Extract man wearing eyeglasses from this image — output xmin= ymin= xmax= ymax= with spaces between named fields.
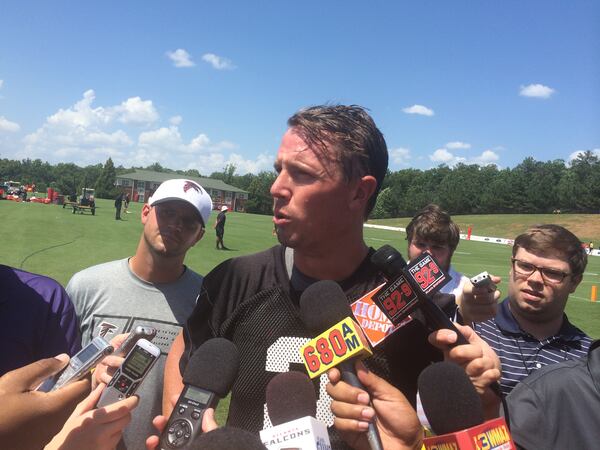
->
xmin=66 ymin=178 xmax=211 ymax=450
xmin=473 ymin=224 xmax=592 ymax=395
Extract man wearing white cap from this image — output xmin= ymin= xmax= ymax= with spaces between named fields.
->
xmin=66 ymin=178 xmax=211 ymax=450
xmin=214 ymin=204 xmax=228 ymax=250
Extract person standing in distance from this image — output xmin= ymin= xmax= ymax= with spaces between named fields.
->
xmin=114 ymin=191 xmax=124 ymax=220
xmin=67 ymin=178 xmax=211 ymax=450
xmin=214 ymin=205 xmax=228 ymax=250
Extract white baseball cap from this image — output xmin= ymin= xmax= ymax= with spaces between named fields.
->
xmin=148 ymin=179 xmax=213 ymax=227
xmin=221 ymin=205 xmax=228 ymax=212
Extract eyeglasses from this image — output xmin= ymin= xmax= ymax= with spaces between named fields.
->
xmin=511 ymin=258 xmax=570 ymax=284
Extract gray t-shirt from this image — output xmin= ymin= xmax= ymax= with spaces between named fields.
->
xmin=67 ymin=258 xmax=202 ymax=450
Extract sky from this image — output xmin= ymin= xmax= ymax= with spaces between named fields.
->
xmin=0 ymin=1 xmax=599 ymax=175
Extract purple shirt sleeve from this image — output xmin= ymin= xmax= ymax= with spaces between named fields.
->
xmin=0 ymin=265 xmax=82 ymax=376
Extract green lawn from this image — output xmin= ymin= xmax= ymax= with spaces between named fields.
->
xmin=2 ymin=199 xmax=600 ymax=422
xmin=3 ymin=199 xmax=599 ymax=338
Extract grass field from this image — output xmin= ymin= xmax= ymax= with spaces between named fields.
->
xmin=2 ymin=198 xmax=600 ymax=340
xmin=3 ymin=198 xmax=600 ymax=423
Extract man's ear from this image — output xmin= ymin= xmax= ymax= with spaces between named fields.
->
xmin=569 ymin=274 xmax=583 ymax=293
xmin=192 ymin=228 xmax=206 ymax=246
xmin=349 ymin=175 xmax=377 ymax=211
xmin=141 ymin=204 xmax=152 ymax=225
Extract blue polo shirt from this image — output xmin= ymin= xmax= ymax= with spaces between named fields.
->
xmin=473 ymin=298 xmax=592 ymax=395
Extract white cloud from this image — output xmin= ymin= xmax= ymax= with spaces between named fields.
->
xmin=389 ymin=147 xmax=411 ymax=165
xmin=22 ymin=90 xmax=139 ymax=164
xmin=569 ymin=148 xmax=600 ymax=162
xmin=429 ymin=146 xmax=499 ymax=167
xmin=0 ymin=116 xmax=20 ymax=132
xmin=15 ymin=89 xmax=272 ymax=175
xmin=446 ymin=141 xmax=471 ymax=150
xmin=430 ymin=148 xmax=464 ymax=165
xmin=47 ymin=89 xmax=112 ymax=128
xmin=112 ymin=97 xmax=158 ymax=125
xmin=83 ymin=130 xmax=133 ymax=147
xmin=137 ymin=126 xmax=236 ymax=156
xmin=0 ymin=80 xmax=4 ymax=89
xmin=166 ymin=49 xmax=195 ymax=68
xmin=519 ymin=83 xmax=555 ymax=99
xmin=471 ymin=150 xmax=499 ymax=165
xmin=227 ymin=152 xmax=273 ymax=174
xmin=202 ymin=53 xmax=236 ymax=70
xmin=169 ymin=115 xmax=183 ymax=126
xmin=402 ymin=104 xmax=434 ymax=116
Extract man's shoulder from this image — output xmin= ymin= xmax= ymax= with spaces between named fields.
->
xmin=67 ymin=259 xmax=126 ymax=288
xmin=201 ymin=245 xmax=286 ymax=300
xmin=71 ymin=259 xmax=124 ymax=280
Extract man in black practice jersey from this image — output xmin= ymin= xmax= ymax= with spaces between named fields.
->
xmin=163 ymin=105 xmax=488 ymax=449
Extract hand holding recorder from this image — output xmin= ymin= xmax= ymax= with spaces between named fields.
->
xmin=96 ymin=338 xmax=160 ymax=408
xmin=457 ymin=272 xmax=502 ymax=324
xmin=94 ymin=326 xmax=157 ymax=387
xmin=0 ymin=354 xmax=90 ymax=450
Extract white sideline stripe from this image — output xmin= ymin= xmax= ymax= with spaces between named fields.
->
xmin=366 ymin=237 xmax=391 ymax=242
xmin=454 ymin=251 xmax=471 ymax=255
xmin=570 ymin=294 xmax=600 ymax=303
xmin=364 ymin=224 xmax=600 ymax=257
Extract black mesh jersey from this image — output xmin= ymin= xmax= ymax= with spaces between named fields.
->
xmin=182 ymin=245 xmax=446 ymax=449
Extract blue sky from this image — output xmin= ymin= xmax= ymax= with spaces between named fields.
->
xmin=0 ymin=1 xmax=598 ymax=175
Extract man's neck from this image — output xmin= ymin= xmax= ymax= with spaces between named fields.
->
xmin=129 ymin=239 xmax=186 ymax=284
xmin=293 ymin=239 xmax=370 ymax=282
xmin=509 ymin=304 xmax=563 ymax=341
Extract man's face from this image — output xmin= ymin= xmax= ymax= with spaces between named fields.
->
xmin=408 ymin=238 xmax=453 ymax=271
xmin=141 ymin=200 xmax=204 ymax=258
xmin=508 ymin=247 xmax=581 ymax=323
xmin=270 ymin=128 xmax=358 ymax=252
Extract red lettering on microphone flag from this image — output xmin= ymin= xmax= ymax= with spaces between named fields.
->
xmin=351 ymin=283 xmax=413 ymax=347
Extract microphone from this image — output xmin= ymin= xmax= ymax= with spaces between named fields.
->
xmin=370 ymin=245 xmax=469 ymax=346
xmin=299 ymin=280 xmax=383 ymax=450
xmin=158 ymin=338 xmax=240 ymax=450
xmin=260 ymin=371 xmax=331 ymax=449
xmin=371 ymin=245 xmax=504 ymax=399
xmin=418 ymin=362 xmax=515 ymax=450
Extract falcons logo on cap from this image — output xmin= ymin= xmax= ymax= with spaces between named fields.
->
xmin=183 ymin=181 xmax=202 ymax=194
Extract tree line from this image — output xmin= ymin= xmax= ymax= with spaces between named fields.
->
xmin=2 ymin=152 xmax=599 ymax=216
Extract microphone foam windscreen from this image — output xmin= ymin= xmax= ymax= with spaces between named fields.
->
xmin=371 ymin=245 xmax=407 ymax=278
xmin=299 ymin=280 xmax=352 ymax=333
xmin=266 ymin=371 xmax=317 ymax=425
xmin=183 ymin=337 xmax=240 ymax=397
xmin=195 ymin=427 xmax=267 ymax=450
xmin=418 ymin=361 xmax=484 ymax=435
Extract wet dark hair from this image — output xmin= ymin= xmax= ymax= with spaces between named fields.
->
xmin=287 ymin=104 xmax=388 ymax=218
